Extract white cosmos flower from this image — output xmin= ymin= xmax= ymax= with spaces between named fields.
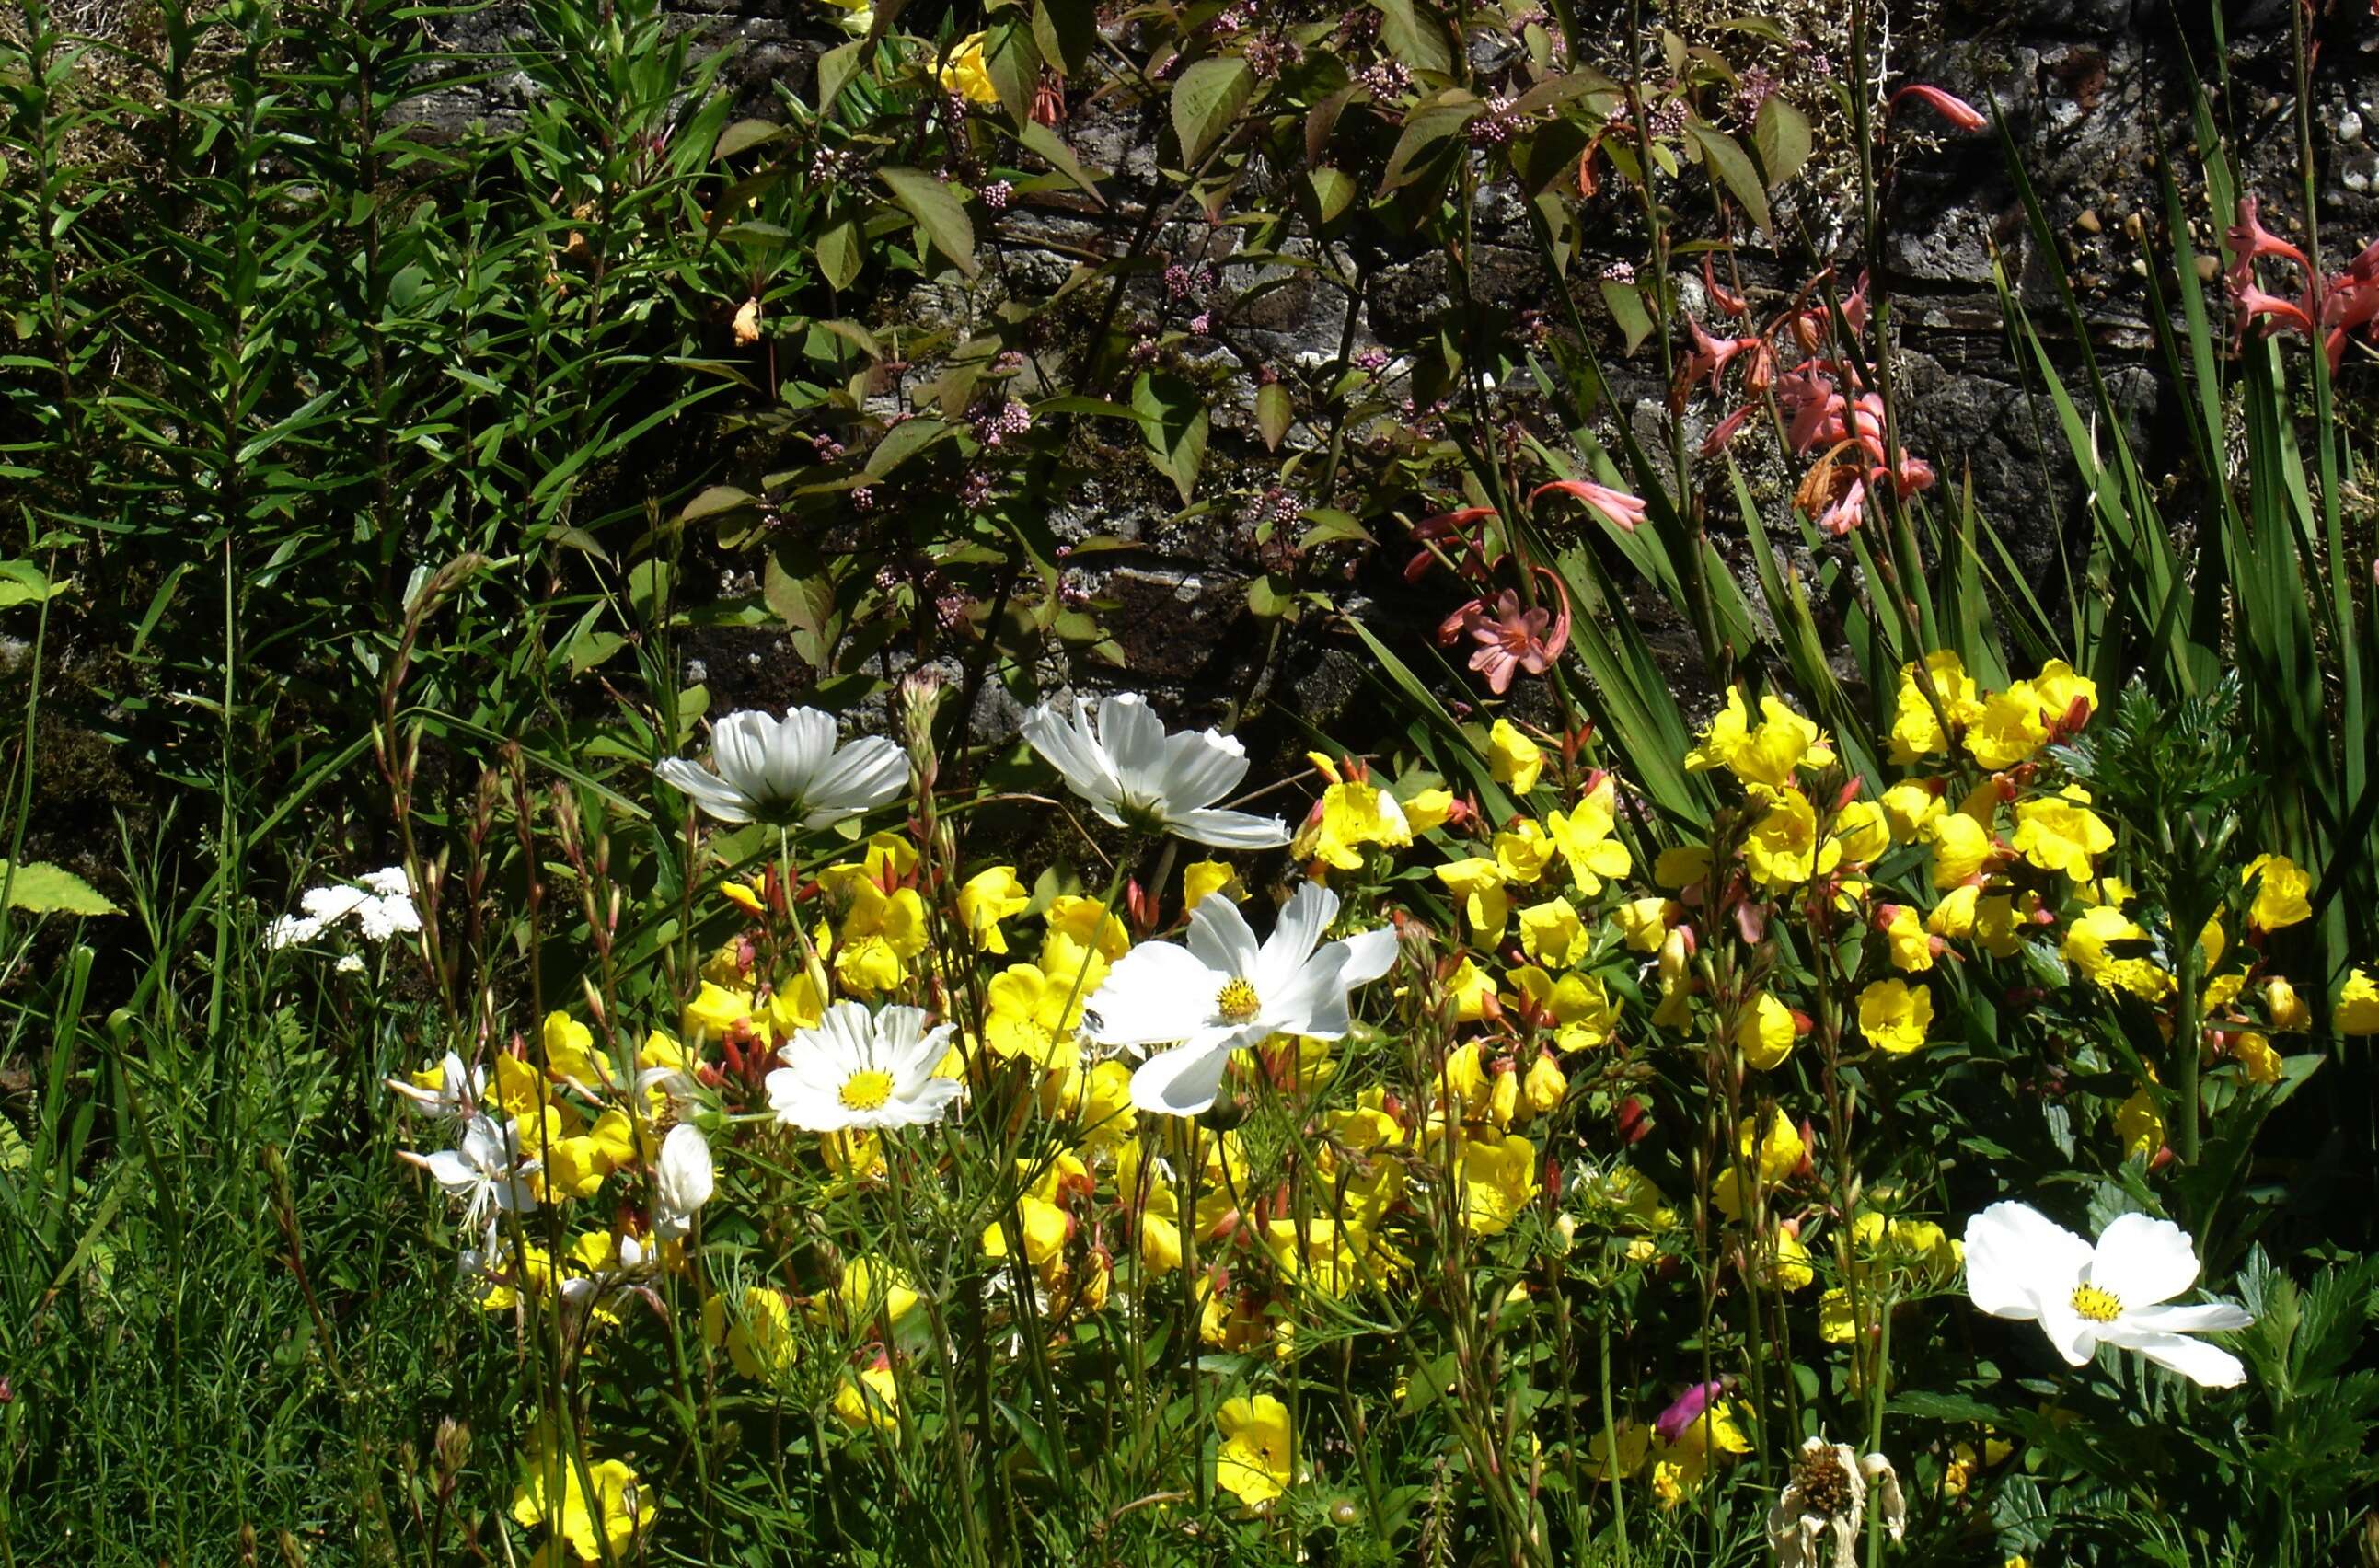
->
xmin=1085 ymin=881 xmax=1398 ymax=1116
xmin=399 ymin=1114 xmax=537 ymax=1229
xmin=386 ymin=1052 xmax=487 ymax=1124
xmin=1021 ymin=692 xmax=1289 ymax=848
xmin=766 ymin=1001 xmax=963 ymax=1133
xmin=654 ymin=706 xmax=907 ymax=828
xmin=653 ymin=1123 xmax=715 ymax=1240
xmin=1963 ymin=1201 xmax=2253 ymax=1388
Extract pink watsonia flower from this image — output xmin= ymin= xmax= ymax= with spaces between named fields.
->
xmin=1700 ymin=402 xmax=1758 ymax=456
xmin=1654 ymin=1379 xmax=1731 ymax=1445
xmin=1404 ymin=505 xmax=1499 ymax=582
xmin=1888 ymin=83 xmax=1986 ymax=132
xmin=1530 ymin=477 xmax=1647 ymax=533
xmin=1817 ymin=469 xmax=1868 ymax=536
xmin=1777 ymin=366 xmax=1844 ymax=455
xmin=1672 ymin=317 xmax=1750 ymax=408
xmin=2222 ymin=195 xmax=2310 ymax=288
xmin=1447 ymin=580 xmax=1573 ymax=694
xmin=1701 ymin=253 xmax=1750 ymax=317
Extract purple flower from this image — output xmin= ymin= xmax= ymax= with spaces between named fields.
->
xmin=1654 ymin=1379 xmax=1728 ymax=1446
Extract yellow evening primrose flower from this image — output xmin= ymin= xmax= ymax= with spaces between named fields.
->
xmin=1045 ymin=894 xmax=1130 ymax=960
xmin=2063 ymin=905 xmax=2174 ymax=999
xmin=1926 ymin=882 xmax=1981 ymax=939
xmin=541 ymin=1011 xmax=610 ymax=1086
xmin=937 ymin=31 xmax=999 ymax=104
xmin=1443 ymin=957 xmax=1498 ymax=1021
xmin=1744 ymin=787 xmax=1839 ymax=889
xmin=1857 ymin=978 xmax=1933 ymax=1054
xmin=1517 ymin=895 xmax=1589 ymax=967
xmin=1652 ymin=1401 xmax=1751 ymax=1502
xmin=1888 ymin=651 xmax=1986 ymax=763
xmin=1762 ymin=1224 xmax=1816 ymax=1291
xmin=512 ymin=1455 xmax=654 ymax=1562
xmin=2034 ymin=658 xmax=2098 ymax=724
xmin=1738 ymin=1108 xmax=1806 ymax=1182
xmin=834 ymin=882 xmax=930 ymax=994
xmin=1506 ymin=965 xmax=1622 ymax=1051
xmin=2116 ymin=1082 xmax=2165 ymax=1159
xmin=1967 ymin=680 xmax=2050 ymax=771
xmin=1654 ymin=844 xmax=1713 ymax=890
xmin=1587 ymin=1420 xmax=1651 ymax=1479
xmin=1433 ymin=856 xmax=1511 ymax=945
xmin=1879 ymin=779 xmax=1946 ymax=843
xmin=1926 ymin=812 xmax=1996 ymax=888
xmin=1494 ymin=818 xmax=1556 ymax=883
xmin=1684 ymin=688 xmax=1752 ymax=776
xmin=1042 ymin=1056 xmax=1138 ymax=1146
xmin=1215 ymin=1394 xmax=1295 ymax=1510
xmin=1265 ymin=1216 xmax=1368 ymax=1297
xmin=1182 ymin=859 xmax=1243 ymax=911
xmin=834 ymin=1363 xmax=902 ymax=1431
xmin=1612 ymin=895 xmax=1669 ymax=953
xmin=767 ymin=973 xmax=826 ymax=1041
xmin=681 ymin=982 xmax=756 ymax=1045
xmin=1449 ymin=1130 xmax=1542 ymax=1234
xmin=1736 ymin=992 xmax=1797 ymax=1069
xmin=2010 ymin=788 xmax=2115 ymax=879
xmin=2242 ymin=853 xmax=2313 ymax=931
xmin=1521 ymin=1050 xmax=1567 ymax=1117
xmin=981 ymin=1192 xmax=1071 ymax=1265
xmin=982 ymin=949 xmax=1101 ymax=1072
xmin=957 ymin=865 xmax=1030 ymax=953
xmin=1402 ymin=787 xmax=1456 ymax=835
xmin=2334 ymin=968 xmax=2379 ymax=1034
xmin=1488 ymin=718 xmax=1544 ymax=794
xmin=2232 ymin=1031 xmax=2282 ymax=1086
xmin=703 ymin=1286 xmax=799 ymax=1381
xmin=1547 ymin=775 xmax=1633 ymax=894
xmin=1830 ymin=799 xmax=1891 ymax=865
xmin=1974 ymin=892 xmax=2037 ymax=960
xmin=2266 ymin=974 xmax=2311 ymax=1031
xmin=1879 ymin=903 xmax=1935 ymax=972
xmin=1293 ymin=778 xmax=1414 ymax=870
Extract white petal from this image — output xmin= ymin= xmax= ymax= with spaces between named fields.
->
xmin=1260 ymin=950 xmax=1349 ymax=1039
xmin=1021 ymin=699 xmax=1118 ymax=806
xmin=2085 ymin=1213 xmax=2202 ymax=1309
xmin=709 ymin=709 xmax=781 ymax=797
xmin=766 ymin=1068 xmax=848 ymax=1131
xmin=1094 ymin=694 xmax=1169 ymax=795
xmin=655 ymin=1124 xmax=714 ymax=1216
xmin=1085 ymin=942 xmax=1219 ymax=1047
xmin=1257 ymin=882 xmax=1340 ymax=994
xmin=2036 ymin=1297 xmax=2100 ymax=1366
xmin=762 ymin=707 xmax=839 ymax=803
xmin=655 ymin=757 xmax=756 ymax=824
xmin=1962 ymin=1201 xmax=2088 ymax=1320
xmin=1128 ymin=1039 xmax=1235 ymax=1116
xmin=802 ymin=735 xmax=908 ymax=826
xmin=1152 ymin=729 xmax=1250 ymax=812
xmin=303 ymin=884 xmax=372 ymax=923
xmin=1333 ymin=927 xmax=1401 ymax=987
xmin=883 ymin=1077 xmax=963 ymax=1126
xmin=1186 ymin=894 xmax=1263 ymax=983
xmin=2107 ymin=1329 xmax=2248 ymax=1388
xmin=2121 ymin=1302 xmax=2252 ymax=1334
xmin=1170 ymin=806 xmax=1292 ymax=848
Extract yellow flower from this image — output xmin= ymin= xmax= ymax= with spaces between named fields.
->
xmin=2334 ymin=968 xmax=2379 ymax=1034
xmin=1520 ymin=1051 xmax=1567 ymax=1117
xmin=1857 ymin=978 xmax=1933 ymax=1054
xmin=1696 ymin=692 xmax=1834 ymax=788
xmin=2010 ymin=788 xmax=2114 ymax=879
xmin=2064 ymin=905 xmax=2174 ymax=999
xmin=834 ymin=882 xmax=930 ymax=994
xmin=1879 ymin=779 xmax=1946 ymax=842
xmin=981 ymin=1192 xmax=1071 ymax=1265
xmin=1517 ymin=895 xmax=1588 ymax=967
xmin=512 ymin=1455 xmax=654 ymax=1562
xmin=1433 ymin=856 xmax=1510 ymax=945
xmin=1448 ymin=1129 xmax=1541 ymax=1234
xmin=1403 ymin=787 xmax=1457 ymax=834
xmin=1763 ymin=1224 xmax=1816 ymax=1291
xmin=1293 ymin=779 xmax=1412 ymax=870
xmin=1738 ymin=1108 xmax=1805 ymax=1182
xmin=2232 ymin=1031 xmax=2282 ymax=1086
xmin=1926 ymin=882 xmax=1980 ymax=939
xmin=1183 ymin=859 xmax=1243 ymax=911
xmin=1685 ymin=688 xmax=1752 ymax=776
xmin=2033 ymin=658 xmax=2097 ymax=725
xmin=1974 ymin=892 xmax=2034 ymax=959
xmin=767 ymin=973 xmax=825 ymax=1041
xmin=957 ymin=865 xmax=1030 ymax=953
xmin=1926 ymin=812 xmax=1996 ymax=888
xmin=703 ymin=1286 xmax=799 ymax=1381
xmin=1650 ymin=1401 xmax=1751 ymax=1503
xmin=1612 ymin=896 xmax=1669 ymax=953
xmin=1744 ymin=787 xmax=1840 ymax=889
xmin=1488 ymin=718 xmax=1544 ymax=794
xmin=1877 ymin=903 xmax=1935 ymax=971
xmin=2266 ymin=974 xmax=2311 ymax=1031
xmin=1653 ymin=844 xmax=1712 ymax=889
xmin=541 ymin=1011 xmax=610 ymax=1086
xmin=1505 ymin=965 xmax=1621 ymax=1051
xmin=937 ymin=31 xmax=1000 ymax=105
xmin=1264 ymin=1216 xmax=1368 ymax=1297
xmin=1443 ymin=957 xmax=1497 ymax=1020
xmin=2116 ymin=1083 xmax=2165 ymax=1160
xmin=983 ymin=946 xmax=1101 ymax=1071
xmin=1888 ymin=651 xmax=1985 ymax=763
xmin=1546 ymin=776 xmax=1633 ymax=894
xmin=1045 ymin=894 xmax=1129 ymax=959
xmin=1493 ymin=818 xmax=1556 ymax=883
xmin=1215 ymin=1394 xmax=1295 ymax=1510
xmin=1830 ymin=799 xmax=1891 ymax=865
xmin=834 ymin=1363 xmax=902 ymax=1430
xmin=2242 ymin=853 xmax=2313 ymax=931
xmin=1586 ymin=1420 xmax=1650 ymax=1480
xmin=1967 ymin=680 xmax=2050 ymax=770
xmin=1042 ymin=1057 xmax=1137 ymax=1146
xmin=681 ymin=983 xmax=756 ymax=1045
xmin=1735 ymin=992 xmax=1797 ymax=1070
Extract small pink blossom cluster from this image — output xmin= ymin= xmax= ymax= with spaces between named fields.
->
xmin=2223 ymin=195 xmax=2379 ymax=374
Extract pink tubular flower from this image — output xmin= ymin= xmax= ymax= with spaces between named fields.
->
xmin=1673 ymin=316 xmax=1750 ymax=407
xmin=1654 ymin=1379 xmax=1729 ymax=1445
xmin=1888 ymin=83 xmax=1985 ymax=132
xmin=1404 ymin=505 xmax=1499 ymax=582
xmin=1701 ymin=254 xmax=1750 ymax=317
xmin=1449 ymin=582 xmax=1572 ymax=694
xmin=2222 ymin=195 xmax=2310 ymax=288
xmin=1700 ymin=402 xmax=1757 ymax=456
xmin=1530 ymin=477 xmax=1647 ymax=533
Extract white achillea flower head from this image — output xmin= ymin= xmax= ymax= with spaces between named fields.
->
xmin=1963 ymin=1201 xmax=2252 ymax=1387
xmin=1020 ymin=692 xmax=1290 ymax=848
xmin=655 ymin=706 xmax=907 ymax=829
xmin=767 ymin=1001 xmax=963 ymax=1133
xmin=267 ymin=867 xmax=421 ymax=950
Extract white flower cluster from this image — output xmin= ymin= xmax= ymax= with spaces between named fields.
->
xmin=266 ymin=867 xmax=422 ymax=950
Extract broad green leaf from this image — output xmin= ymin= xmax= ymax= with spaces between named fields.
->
xmin=1132 ymin=371 xmax=1209 ymax=504
xmin=1304 ymin=165 xmax=1358 ymax=223
xmin=1599 ymin=278 xmax=1653 ymax=354
xmin=816 ymin=40 xmax=864 ymax=114
xmin=1 ymin=862 xmax=121 ymax=917
xmin=1372 ymin=0 xmax=1454 ymax=75
xmin=1255 ymin=382 xmax=1292 ymax=451
xmin=817 ymin=216 xmax=863 ymax=291
xmin=983 ymin=15 xmax=1041 ymax=126
xmin=1686 ymin=121 xmax=1772 ymax=234
xmin=1381 ymin=96 xmax=1479 ymax=192
xmin=1752 ymin=95 xmax=1811 ymax=187
xmin=1018 ymin=119 xmax=1103 ymax=202
xmin=679 ymin=486 xmax=756 ymax=525
xmin=878 ymin=166 xmax=977 ymax=277
xmin=715 ymin=118 xmax=785 ymax=159
xmin=0 ymin=560 xmax=64 ymax=608
xmin=1033 ymin=0 xmax=1095 ymax=75
xmin=1171 ymin=56 xmax=1253 ymax=166
xmin=867 ymin=416 xmax=953 ymax=478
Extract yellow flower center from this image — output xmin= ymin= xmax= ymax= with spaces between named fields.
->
xmin=2071 ymin=1283 xmax=2122 ymax=1323
xmin=838 ymin=1069 xmax=895 ymax=1112
xmin=1215 ymin=977 xmax=1261 ymax=1023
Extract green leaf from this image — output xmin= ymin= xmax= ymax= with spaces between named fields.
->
xmin=817 ymin=215 xmax=864 ymax=292
xmin=1033 ymin=0 xmax=1095 ymax=75
xmin=1 ymin=862 xmax=121 ymax=917
xmin=867 ymin=416 xmax=953 ymax=478
xmin=715 ymin=118 xmax=785 ymax=159
xmin=983 ymin=15 xmax=1042 ymax=126
xmin=1599 ymin=278 xmax=1653 ymax=353
xmin=1304 ymin=165 xmax=1358 ymax=223
xmin=816 ymin=40 xmax=864 ymax=115
xmin=1372 ymin=0 xmax=1454 ymax=76
xmin=1686 ymin=121 xmax=1772 ymax=233
xmin=1255 ymin=381 xmax=1292 ymax=451
xmin=1381 ymin=96 xmax=1479 ymax=192
xmin=1018 ymin=119 xmax=1103 ymax=202
xmin=678 ymin=485 xmax=757 ymax=525
xmin=0 ymin=560 xmax=64 ymax=608
xmin=1752 ymin=95 xmax=1811 ymax=187
xmin=765 ymin=553 xmax=837 ymax=667
xmin=1171 ymin=56 xmax=1253 ymax=166
xmin=1131 ymin=371 xmax=1209 ymax=504
xmin=878 ymin=166 xmax=978 ymax=277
